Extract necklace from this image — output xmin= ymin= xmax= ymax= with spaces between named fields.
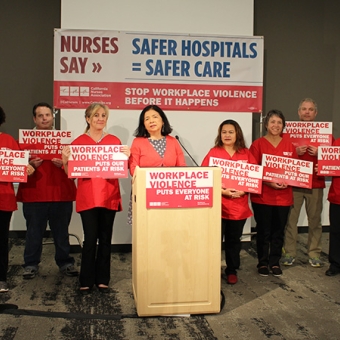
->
xmin=88 ymin=130 xmax=105 ymax=143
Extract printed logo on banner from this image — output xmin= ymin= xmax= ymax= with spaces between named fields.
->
xmin=53 ymin=29 xmax=263 ymax=112
xmin=60 ymin=86 xmax=69 ymax=96
xmin=70 ymin=87 xmax=79 ymax=96
xmin=80 ymin=87 xmax=90 ymax=96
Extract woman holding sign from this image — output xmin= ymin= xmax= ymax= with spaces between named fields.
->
xmin=250 ymin=110 xmax=297 ymax=277
xmin=62 ymin=103 xmax=130 ymax=295
xmin=0 ymin=106 xmax=34 ymax=292
xmin=201 ymin=119 xmax=256 ymax=285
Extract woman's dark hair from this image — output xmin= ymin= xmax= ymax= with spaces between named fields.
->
xmin=0 ymin=106 xmax=6 ymax=126
xmin=263 ymin=109 xmax=286 ymax=131
xmin=214 ymin=119 xmax=246 ymax=151
xmin=133 ymin=105 xmax=173 ymax=137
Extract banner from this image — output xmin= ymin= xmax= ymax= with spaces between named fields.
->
xmin=0 ymin=149 xmax=29 ymax=183
xmin=146 ymin=169 xmax=213 ymax=208
xmin=283 ymin=121 xmax=332 ymax=147
xmin=68 ymin=145 xmax=128 ymax=178
xmin=317 ymin=146 xmax=340 ymax=176
xmin=54 ymin=29 xmax=263 ymax=112
xmin=19 ymin=129 xmax=73 ymax=160
xmin=262 ymin=154 xmax=313 ymax=189
xmin=208 ymin=157 xmax=263 ymax=194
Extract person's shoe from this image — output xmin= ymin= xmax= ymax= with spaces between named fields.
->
xmin=325 ymin=267 xmax=340 ymax=277
xmin=226 ymin=274 xmax=238 ymax=285
xmin=60 ymin=264 xmax=79 ymax=277
xmin=79 ymin=287 xmax=92 ymax=295
xmin=97 ymin=284 xmax=110 ymax=293
xmin=23 ymin=267 xmax=38 ymax=279
xmin=309 ymin=258 xmax=322 ymax=268
xmin=271 ymin=266 xmax=283 ymax=277
xmin=281 ymin=255 xmax=295 ymax=266
xmin=258 ymin=266 xmax=269 ymax=277
xmin=0 ymin=281 xmax=9 ymax=293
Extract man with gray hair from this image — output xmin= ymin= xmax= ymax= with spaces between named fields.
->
xmin=282 ymin=98 xmax=325 ymax=267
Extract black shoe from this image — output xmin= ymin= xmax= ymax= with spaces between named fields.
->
xmin=271 ymin=266 xmax=282 ymax=277
xmin=61 ymin=265 xmax=79 ymax=277
xmin=325 ymin=268 xmax=340 ymax=277
xmin=258 ymin=266 xmax=269 ymax=277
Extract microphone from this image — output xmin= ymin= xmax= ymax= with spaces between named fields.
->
xmin=175 ymin=135 xmax=199 ymax=167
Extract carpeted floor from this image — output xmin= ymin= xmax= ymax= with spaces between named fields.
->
xmin=1 ymin=233 xmax=340 ymax=340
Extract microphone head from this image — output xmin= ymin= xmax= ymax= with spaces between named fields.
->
xmin=175 ymin=135 xmax=179 ymax=140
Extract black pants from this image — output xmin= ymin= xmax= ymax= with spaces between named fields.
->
xmin=0 ymin=211 xmax=12 ymax=281
xmin=222 ymin=218 xmax=246 ymax=275
xmin=329 ymin=203 xmax=340 ymax=270
xmin=79 ymin=208 xmax=117 ymax=287
xmin=252 ymin=202 xmax=290 ymax=268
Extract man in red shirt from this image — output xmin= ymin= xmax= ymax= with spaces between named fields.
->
xmin=17 ymin=103 xmax=78 ymax=279
xmin=282 ymin=98 xmax=325 ymax=268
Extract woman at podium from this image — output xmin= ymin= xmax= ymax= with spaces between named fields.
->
xmin=129 ymin=105 xmax=186 ymax=176
xmin=201 ymin=119 xmax=256 ymax=285
xmin=128 ymin=105 xmax=186 ymax=225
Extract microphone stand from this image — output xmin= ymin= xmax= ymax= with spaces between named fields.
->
xmin=175 ymin=135 xmax=199 ymax=167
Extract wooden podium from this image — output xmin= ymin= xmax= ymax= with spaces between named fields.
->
xmin=132 ymin=166 xmax=221 ymax=316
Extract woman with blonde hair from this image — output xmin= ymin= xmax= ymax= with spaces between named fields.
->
xmin=62 ymin=103 xmax=130 ymax=294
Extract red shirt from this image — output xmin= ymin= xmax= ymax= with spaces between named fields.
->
xmin=129 ymin=135 xmax=186 ymax=176
xmin=201 ymin=147 xmax=256 ymax=220
xmin=250 ymin=136 xmax=297 ymax=206
xmin=0 ymin=133 xmax=19 ymax=211
xmin=72 ymin=134 xmax=123 ymax=213
xmin=328 ymin=138 xmax=340 ymax=205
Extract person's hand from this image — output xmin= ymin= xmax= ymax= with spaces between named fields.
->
xmin=121 ymin=145 xmax=131 ymax=158
xmin=51 ymin=158 xmax=63 ymax=168
xmin=296 ymin=145 xmax=307 ymax=156
xmin=26 ymin=164 xmax=35 ymax=176
xmin=221 ymin=188 xmax=239 ymax=198
xmin=233 ymin=190 xmax=246 ymax=197
xmin=29 ymin=157 xmax=43 ymax=169
xmin=307 ymin=145 xmax=318 ymax=157
xmin=268 ymin=182 xmax=288 ymax=189
xmin=62 ymin=146 xmax=71 ymax=165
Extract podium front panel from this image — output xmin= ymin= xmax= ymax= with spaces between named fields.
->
xmin=132 ymin=167 xmax=221 ymax=316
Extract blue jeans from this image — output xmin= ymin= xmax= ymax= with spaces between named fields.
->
xmin=23 ymin=202 xmax=75 ymax=269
